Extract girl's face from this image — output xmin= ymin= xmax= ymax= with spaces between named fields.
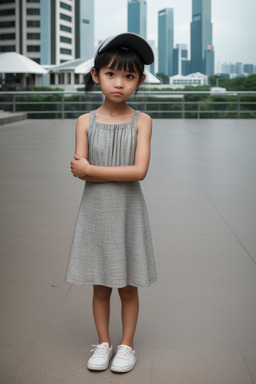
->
xmin=91 ymin=59 xmax=145 ymax=103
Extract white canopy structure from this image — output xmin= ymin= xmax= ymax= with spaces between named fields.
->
xmin=49 ymin=57 xmax=160 ymax=86
xmin=74 ymin=58 xmax=160 ymax=84
xmin=0 ymin=52 xmax=47 ymax=74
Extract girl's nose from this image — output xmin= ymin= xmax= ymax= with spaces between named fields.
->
xmin=114 ymin=77 xmax=124 ymax=88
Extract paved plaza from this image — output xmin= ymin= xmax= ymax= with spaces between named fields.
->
xmin=0 ymin=118 xmax=256 ymax=384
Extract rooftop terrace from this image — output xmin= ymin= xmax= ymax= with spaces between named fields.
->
xmin=0 ymin=118 xmax=256 ymax=384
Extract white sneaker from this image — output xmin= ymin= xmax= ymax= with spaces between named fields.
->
xmin=87 ymin=342 xmax=113 ymax=371
xmin=111 ymin=345 xmax=137 ymax=373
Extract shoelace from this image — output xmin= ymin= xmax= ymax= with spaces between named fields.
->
xmin=90 ymin=344 xmax=109 ymax=356
xmin=115 ymin=345 xmax=131 ymax=359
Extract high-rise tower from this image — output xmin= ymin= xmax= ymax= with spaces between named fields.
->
xmin=158 ymin=8 xmax=174 ymax=76
xmin=75 ymin=0 xmax=94 ymax=60
xmin=190 ymin=0 xmax=214 ymax=75
xmin=127 ymin=0 xmax=147 ymax=39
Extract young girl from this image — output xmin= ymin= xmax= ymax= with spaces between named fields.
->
xmin=65 ymin=33 xmax=157 ymax=373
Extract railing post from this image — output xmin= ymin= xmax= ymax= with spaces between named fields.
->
xmin=197 ymin=102 xmax=200 ymax=119
xmin=61 ymin=94 xmax=64 ymax=119
xmin=182 ymin=99 xmax=185 ymax=119
xmin=237 ymin=93 xmax=240 ymax=119
xmin=13 ymin=94 xmax=16 ymax=113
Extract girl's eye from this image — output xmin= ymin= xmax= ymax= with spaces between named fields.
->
xmin=106 ymin=72 xmax=114 ymax=77
xmin=126 ymin=74 xmax=134 ymax=79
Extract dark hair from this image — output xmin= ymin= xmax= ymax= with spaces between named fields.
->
xmin=85 ymin=46 xmax=145 ymax=92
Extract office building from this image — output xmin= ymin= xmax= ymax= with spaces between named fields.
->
xmin=75 ymin=0 xmax=94 ymax=60
xmin=190 ymin=0 xmax=214 ymax=75
xmin=158 ymin=8 xmax=174 ymax=76
xmin=0 ymin=0 xmax=94 ymax=65
xmin=173 ymin=44 xmax=191 ymax=76
xmin=170 ymin=72 xmax=208 ymax=88
xmin=235 ymin=62 xmax=243 ymax=77
xmin=243 ymin=64 xmax=254 ymax=75
xmin=148 ymin=39 xmax=156 ymax=74
xmin=128 ymin=0 xmax=147 ymax=39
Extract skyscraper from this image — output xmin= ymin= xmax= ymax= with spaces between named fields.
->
xmin=127 ymin=0 xmax=147 ymax=39
xmin=0 ymin=0 xmax=94 ymax=65
xmin=173 ymin=44 xmax=189 ymax=76
xmin=190 ymin=0 xmax=214 ymax=75
xmin=75 ymin=0 xmax=94 ymax=60
xmin=158 ymin=8 xmax=174 ymax=76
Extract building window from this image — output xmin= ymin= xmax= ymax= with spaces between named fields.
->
xmin=26 ymin=8 xmax=40 ymax=15
xmin=26 ymin=0 xmax=40 ymax=2
xmin=58 ymin=73 xmax=65 ymax=84
xmin=0 ymin=8 xmax=15 ymax=16
xmin=0 ymin=20 xmax=15 ymax=28
xmin=0 ymin=0 xmax=15 ymax=4
xmin=0 ymin=33 xmax=15 ymax=40
xmin=60 ymin=13 xmax=72 ymax=22
xmin=75 ymin=74 xmax=80 ymax=84
xmin=0 ymin=45 xmax=15 ymax=52
xmin=60 ymin=24 xmax=71 ymax=33
xmin=27 ymin=45 xmax=40 ymax=52
xmin=27 ymin=20 xmax=40 ymax=27
xmin=50 ymin=73 xmax=55 ymax=85
xmin=60 ymin=2 xmax=72 ymax=11
xmin=27 ymin=33 xmax=40 ymax=39
xmin=82 ymin=19 xmax=90 ymax=24
xmin=60 ymin=36 xmax=72 ymax=44
xmin=60 ymin=48 xmax=72 ymax=55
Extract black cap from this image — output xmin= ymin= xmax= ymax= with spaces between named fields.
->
xmin=97 ymin=33 xmax=154 ymax=65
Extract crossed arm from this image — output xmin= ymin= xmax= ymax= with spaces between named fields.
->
xmin=70 ymin=112 xmax=152 ymax=182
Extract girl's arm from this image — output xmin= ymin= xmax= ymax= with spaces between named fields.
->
xmin=71 ymin=114 xmax=108 ymax=183
xmin=71 ymin=113 xmax=152 ymax=182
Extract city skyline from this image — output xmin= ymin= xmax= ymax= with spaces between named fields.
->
xmin=95 ymin=0 xmax=256 ymax=65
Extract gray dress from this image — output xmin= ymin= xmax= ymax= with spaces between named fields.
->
xmin=65 ymin=110 xmax=157 ymax=288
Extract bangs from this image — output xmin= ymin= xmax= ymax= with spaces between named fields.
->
xmin=95 ymin=47 xmax=144 ymax=76
xmin=108 ymin=51 xmax=138 ymax=73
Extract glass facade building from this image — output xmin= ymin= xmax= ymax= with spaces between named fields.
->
xmin=158 ymin=8 xmax=174 ymax=76
xmin=127 ymin=0 xmax=147 ymax=39
xmin=75 ymin=0 xmax=94 ymax=60
xmin=190 ymin=0 xmax=214 ymax=75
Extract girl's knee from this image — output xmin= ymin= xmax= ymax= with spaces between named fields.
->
xmin=93 ymin=285 xmax=112 ymax=301
xmin=118 ymin=286 xmax=138 ymax=302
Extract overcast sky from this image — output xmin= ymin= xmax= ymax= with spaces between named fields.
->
xmin=94 ymin=0 xmax=256 ymax=65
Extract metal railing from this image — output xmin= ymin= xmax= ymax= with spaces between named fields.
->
xmin=0 ymin=90 xmax=256 ymax=119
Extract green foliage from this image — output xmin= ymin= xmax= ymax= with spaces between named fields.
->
xmin=209 ymin=74 xmax=256 ymax=91
xmin=156 ymin=73 xmax=169 ymax=84
xmin=24 ymin=87 xmax=65 ymax=91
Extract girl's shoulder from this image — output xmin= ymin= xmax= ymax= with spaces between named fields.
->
xmin=77 ymin=112 xmax=91 ymax=124
xmin=137 ymin=112 xmax=152 ymax=123
xmin=76 ymin=112 xmax=91 ymax=133
xmin=137 ymin=112 xmax=152 ymax=132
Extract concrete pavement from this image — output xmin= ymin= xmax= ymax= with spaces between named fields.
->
xmin=0 ymin=118 xmax=256 ymax=384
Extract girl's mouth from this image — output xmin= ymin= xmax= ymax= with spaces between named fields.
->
xmin=111 ymin=92 xmax=123 ymax=96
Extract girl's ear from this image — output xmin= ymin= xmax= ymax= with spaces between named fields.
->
xmin=138 ymin=74 xmax=146 ymax=87
xmin=91 ymin=68 xmax=100 ymax=84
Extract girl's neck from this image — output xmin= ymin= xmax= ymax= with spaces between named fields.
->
xmin=95 ymin=99 xmax=135 ymax=124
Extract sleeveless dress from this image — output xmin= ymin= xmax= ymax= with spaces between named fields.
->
xmin=65 ymin=110 xmax=157 ymax=288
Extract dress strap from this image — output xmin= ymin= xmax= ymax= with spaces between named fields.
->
xmin=132 ymin=110 xmax=140 ymax=128
xmin=88 ymin=110 xmax=95 ymax=136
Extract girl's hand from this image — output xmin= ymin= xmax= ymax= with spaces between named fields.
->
xmin=70 ymin=154 xmax=90 ymax=178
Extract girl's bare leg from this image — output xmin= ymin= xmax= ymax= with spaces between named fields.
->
xmin=92 ymin=285 xmax=112 ymax=346
xmin=118 ymin=286 xmax=139 ymax=349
